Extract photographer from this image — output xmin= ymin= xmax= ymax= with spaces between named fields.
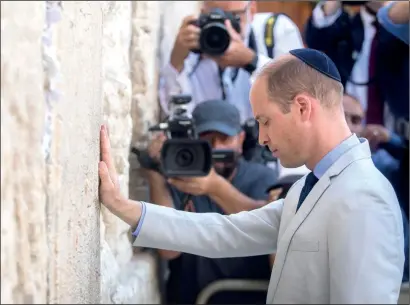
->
xmin=159 ymin=0 xmax=304 ymax=123
xmin=144 ymin=100 xmax=278 ymax=304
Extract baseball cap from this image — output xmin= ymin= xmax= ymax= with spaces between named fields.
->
xmin=192 ymin=100 xmax=242 ymax=136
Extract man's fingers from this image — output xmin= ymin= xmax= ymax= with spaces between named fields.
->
xmin=182 ymin=15 xmax=198 ymax=27
xmin=100 ymin=125 xmax=117 ymax=181
xmin=100 ymin=125 xmax=112 ymax=164
xmin=225 ymin=20 xmax=240 ymax=40
xmin=99 ymin=161 xmax=114 ymax=188
xmin=184 ymin=24 xmax=201 ymax=35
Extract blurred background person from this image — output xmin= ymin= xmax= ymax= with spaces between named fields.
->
xmin=304 ymin=1 xmax=408 ymax=125
xmin=304 ymin=0 xmax=409 ymax=220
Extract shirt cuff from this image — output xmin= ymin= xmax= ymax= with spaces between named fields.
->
xmin=132 ymin=201 xmax=147 ymax=238
xmin=312 ymin=1 xmax=343 ymax=29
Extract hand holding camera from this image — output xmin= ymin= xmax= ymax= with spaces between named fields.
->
xmin=147 ymin=133 xmax=167 ymax=164
xmin=167 ymin=168 xmax=220 ymax=196
xmin=209 ymin=19 xmax=255 ymax=69
xmin=171 ymin=8 xmax=255 ymax=71
xmin=170 ymin=15 xmax=200 ymax=72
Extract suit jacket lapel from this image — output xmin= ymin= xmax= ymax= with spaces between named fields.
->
xmin=267 ymin=139 xmax=372 ymax=303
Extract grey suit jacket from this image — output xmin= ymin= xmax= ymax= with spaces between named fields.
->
xmin=134 ymin=140 xmax=405 ymax=304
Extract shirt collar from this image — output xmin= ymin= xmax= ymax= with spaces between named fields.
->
xmin=313 ymin=134 xmax=360 ymax=179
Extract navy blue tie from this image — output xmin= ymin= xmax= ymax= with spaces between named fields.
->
xmin=296 ymin=172 xmax=319 ymax=211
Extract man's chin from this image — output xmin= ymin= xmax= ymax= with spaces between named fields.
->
xmin=278 ymin=158 xmax=305 ymax=169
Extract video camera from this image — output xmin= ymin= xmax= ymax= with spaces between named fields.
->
xmin=132 ymin=95 xmax=237 ymax=177
xmin=190 ymin=8 xmax=241 ymax=56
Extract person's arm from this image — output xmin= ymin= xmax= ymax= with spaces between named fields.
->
xmin=208 ymin=164 xmax=279 ymax=214
xmin=377 ymin=1 xmax=409 ymax=45
xmin=328 ymin=190 xmax=404 ymax=303
xmin=379 ymin=132 xmax=407 ymax=160
xmin=207 ymin=174 xmax=267 ymax=214
xmin=146 ymin=171 xmax=182 ymax=260
xmin=158 ymin=57 xmax=194 ymax=117
xmin=132 ymin=199 xmax=284 ymax=259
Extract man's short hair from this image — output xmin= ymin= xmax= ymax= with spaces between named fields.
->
xmin=258 ymin=56 xmax=344 ymax=113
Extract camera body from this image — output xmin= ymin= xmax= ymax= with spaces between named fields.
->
xmin=153 ymin=95 xmax=213 ymax=177
xmin=190 ymin=8 xmax=241 ymax=56
xmin=133 ymin=95 xmax=238 ymax=178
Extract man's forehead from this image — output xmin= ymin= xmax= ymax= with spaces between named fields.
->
xmin=202 ymin=1 xmax=248 ymax=12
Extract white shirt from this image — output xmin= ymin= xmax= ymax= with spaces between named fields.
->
xmin=312 ymin=3 xmax=377 ymax=113
xmin=159 ymin=13 xmax=304 ymax=123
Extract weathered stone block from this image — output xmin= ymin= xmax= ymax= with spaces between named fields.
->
xmin=0 ymin=2 xmax=47 ymax=304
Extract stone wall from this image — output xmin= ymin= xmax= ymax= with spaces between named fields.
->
xmin=1 ymin=1 xmax=200 ymax=304
xmin=1 ymin=2 xmax=48 ymax=303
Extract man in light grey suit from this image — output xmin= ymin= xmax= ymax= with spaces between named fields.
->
xmin=98 ymin=48 xmax=405 ymax=304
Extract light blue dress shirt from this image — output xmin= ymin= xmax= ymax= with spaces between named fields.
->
xmin=313 ymin=134 xmax=360 ymax=179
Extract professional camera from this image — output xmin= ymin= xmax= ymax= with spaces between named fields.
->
xmin=152 ymin=95 xmax=212 ymax=177
xmin=190 ymin=8 xmax=241 ymax=56
xmin=132 ymin=95 xmax=237 ymax=177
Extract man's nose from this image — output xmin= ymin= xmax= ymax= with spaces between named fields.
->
xmin=258 ymin=128 xmax=269 ymax=146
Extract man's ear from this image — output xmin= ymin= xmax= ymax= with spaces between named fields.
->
xmin=293 ymin=93 xmax=312 ymax=122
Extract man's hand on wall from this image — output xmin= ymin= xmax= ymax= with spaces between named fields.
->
xmin=167 ymin=168 xmax=220 ymax=196
xmin=99 ymin=125 xmax=123 ymax=210
xmin=209 ymin=20 xmax=255 ymax=69
xmin=99 ymin=125 xmax=142 ymax=228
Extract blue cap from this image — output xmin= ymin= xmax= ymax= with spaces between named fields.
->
xmin=289 ymin=48 xmax=342 ymax=83
xmin=192 ymin=100 xmax=242 ymax=136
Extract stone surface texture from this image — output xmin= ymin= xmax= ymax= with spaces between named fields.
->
xmin=1 ymin=1 xmax=199 ymax=304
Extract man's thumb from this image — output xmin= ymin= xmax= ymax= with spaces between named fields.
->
xmin=99 ymin=161 xmax=113 ymax=187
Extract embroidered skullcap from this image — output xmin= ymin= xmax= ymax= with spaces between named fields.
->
xmin=289 ymin=48 xmax=342 ymax=83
